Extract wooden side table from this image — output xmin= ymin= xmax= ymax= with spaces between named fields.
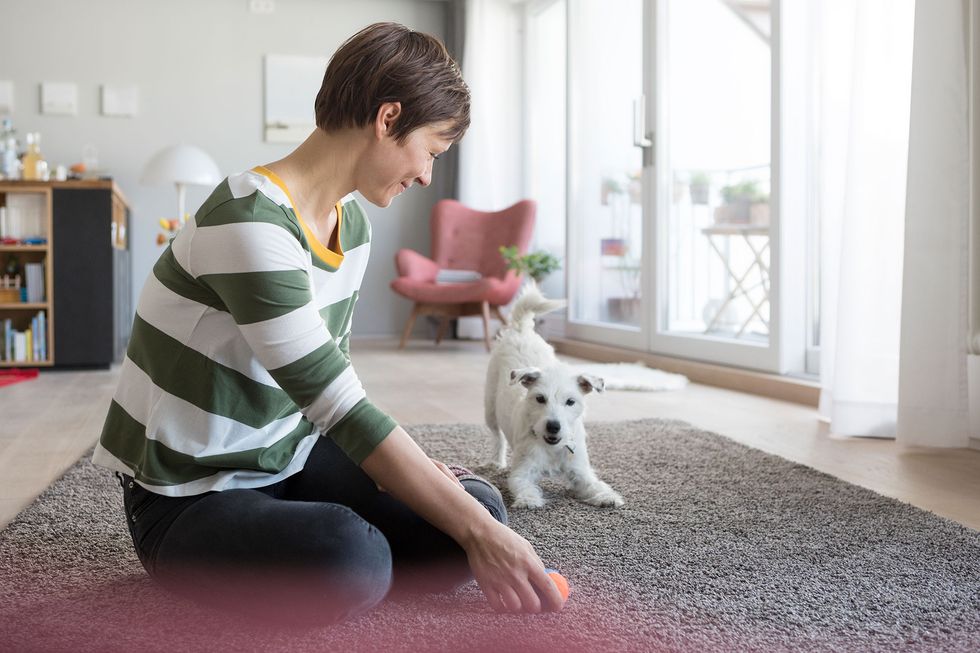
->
xmin=701 ymin=224 xmax=770 ymax=337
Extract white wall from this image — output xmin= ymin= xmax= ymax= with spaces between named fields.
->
xmin=1 ymin=0 xmax=452 ymax=336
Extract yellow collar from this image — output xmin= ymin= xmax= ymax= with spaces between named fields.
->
xmin=252 ymin=165 xmax=344 ymax=268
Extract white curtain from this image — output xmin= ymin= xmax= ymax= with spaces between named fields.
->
xmin=458 ymin=0 xmax=524 ymax=211
xmin=456 ymin=0 xmax=526 ymax=339
xmin=896 ymin=0 xmax=972 ymax=448
xmin=816 ymin=0 xmax=915 ymax=437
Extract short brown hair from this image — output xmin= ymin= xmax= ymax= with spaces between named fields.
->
xmin=315 ymin=22 xmax=470 ymax=143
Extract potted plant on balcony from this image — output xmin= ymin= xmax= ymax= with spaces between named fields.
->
xmin=714 ymin=180 xmax=769 ymax=225
xmin=689 ymin=171 xmax=711 ymax=205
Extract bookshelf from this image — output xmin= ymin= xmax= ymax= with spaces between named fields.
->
xmin=0 ymin=180 xmax=131 ymax=368
xmin=0 ymin=186 xmax=53 ymax=366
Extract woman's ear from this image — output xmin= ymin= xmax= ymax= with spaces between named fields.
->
xmin=374 ymin=102 xmax=402 ymax=139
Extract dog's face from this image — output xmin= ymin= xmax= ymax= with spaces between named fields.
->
xmin=509 ymin=366 xmax=604 ymax=446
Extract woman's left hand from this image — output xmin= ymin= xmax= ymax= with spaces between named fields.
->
xmin=429 ymin=458 xmax=465 ymax=490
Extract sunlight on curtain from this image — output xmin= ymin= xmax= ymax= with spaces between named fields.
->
xmin=897 ymin=0 xmax=972 ymax=448
xmin=455 ymin=0 xmax=524 ymax=339
xmin=458 ymin=0 xmax=523 ymax=211
xmin=816 ymin=0 xmax=915 ymax=437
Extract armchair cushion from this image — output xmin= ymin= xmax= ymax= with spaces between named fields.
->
xmin=394 ymin=248 xmax=439 ymax=283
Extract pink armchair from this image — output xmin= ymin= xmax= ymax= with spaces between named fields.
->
xmin=391 ymin=199 xmax=536 ymax=351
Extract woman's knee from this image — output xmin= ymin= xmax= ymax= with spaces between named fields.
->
xmin=237 ymin=505 xmax=393 ymax=625
xmin=462 ymin=478 xmax=508 ymax=526
xmin=313 ymin=504 xmax=393 ymax=617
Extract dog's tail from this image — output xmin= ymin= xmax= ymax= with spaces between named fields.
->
xmin=508 ymin=283 xmax=567 ymax=332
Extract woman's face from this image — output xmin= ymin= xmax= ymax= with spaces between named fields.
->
xmin=358 ymin=119 xmax=454 ymax=208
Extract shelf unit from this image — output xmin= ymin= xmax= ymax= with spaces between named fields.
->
xmin=0 ymin=179 xmax=131 ymax=368
xmin=0 ymin=186 xmax=54 ymax=367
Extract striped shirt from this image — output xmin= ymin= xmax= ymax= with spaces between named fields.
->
xmin=92 ymin=166 xmax=396 ymax=496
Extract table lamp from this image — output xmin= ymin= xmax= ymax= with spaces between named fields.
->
xmin=140 ymin=144 xmax=221 ymax=225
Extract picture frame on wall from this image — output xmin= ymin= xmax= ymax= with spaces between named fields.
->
xmin=264 ymin=54 xmax=327 ymax=143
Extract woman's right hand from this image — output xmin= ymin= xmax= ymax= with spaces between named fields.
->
xmin=461 ymin=518 xmax=566 ymax=614
xmin=359 ymin=427 xmax=565 ymax=613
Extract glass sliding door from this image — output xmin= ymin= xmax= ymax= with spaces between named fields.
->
xmin=650 ymin=0 xmax=781 ymax=370
xmin=558 ymin=0 xmax=795 ymax=371
xmin=565 ymin=0 xmax=647 ymax=349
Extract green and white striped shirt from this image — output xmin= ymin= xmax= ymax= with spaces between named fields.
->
xmin=92 ymin=166 xmax=396 ymax=496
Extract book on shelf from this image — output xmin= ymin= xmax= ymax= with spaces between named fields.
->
xmin=32 ymin=314 xmax=39 ymax=361
xmin=0 ymin=310 xmax=46 ymax=363
xmin=13 ymin=331 xmax=26 ymax=362
xmin=38 ymin=311 xmax=45 ymax=360
xmin=25 ymin=262 xmax=44 ymax=303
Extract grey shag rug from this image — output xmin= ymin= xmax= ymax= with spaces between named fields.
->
xmin=1 ymin=419 xmax=979 ymax=653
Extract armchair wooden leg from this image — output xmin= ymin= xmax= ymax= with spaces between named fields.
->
xmin=491 ymin=305 xmax=508 ymax=326
xmin=435 ymin=317 xmax=450 ymax=345
xmin=399 ymin=304 xmax=420 ymax=349
xmin=481 ymin=301 xmax=493 ymax=352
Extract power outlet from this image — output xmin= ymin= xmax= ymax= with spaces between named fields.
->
xmin=249 ymin=0 xmax=276 ymax=14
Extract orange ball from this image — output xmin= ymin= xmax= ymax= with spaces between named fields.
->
xmin=544 ymin=568 xmax=570 ymax=603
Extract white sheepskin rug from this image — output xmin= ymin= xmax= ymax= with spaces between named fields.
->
xmin=575 ymin=362 xmax=689 ymax=392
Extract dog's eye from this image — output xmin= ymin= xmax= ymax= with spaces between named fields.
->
xmin=536 ymin=395 xmax=547 ymax=404
xmin=565 ymin=399 xmax=576 ymax=406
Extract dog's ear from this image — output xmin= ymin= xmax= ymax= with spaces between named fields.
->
xmin=577 ymin=374 xmax=605 ymax=394
xmin=509 ymin=367 xmax=542 ymax=388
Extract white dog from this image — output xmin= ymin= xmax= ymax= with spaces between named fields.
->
xmin=484 ymin=285 xmax=624 ymax=509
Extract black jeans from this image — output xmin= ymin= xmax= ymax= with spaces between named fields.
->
xmin=119 ymin=435 xmax=506 ymax=625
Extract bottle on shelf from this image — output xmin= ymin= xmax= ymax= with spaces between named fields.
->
xmin=22 ymin=132 xmax=46 ymax=181
xmin=0 ymin=119 xmax=18 ymax=180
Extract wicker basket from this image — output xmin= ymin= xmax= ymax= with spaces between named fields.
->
xmin=0 ymin=288 xmax=21 ymax=303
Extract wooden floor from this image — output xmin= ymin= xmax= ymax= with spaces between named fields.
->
xmin=2 ymin=337 xmax=979 ymax=532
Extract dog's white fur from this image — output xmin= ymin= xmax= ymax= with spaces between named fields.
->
xmin=484 ymin=285 xmax=624 ymax=509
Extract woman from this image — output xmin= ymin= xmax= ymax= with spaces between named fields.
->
xmin=93 ymin=22 xmax=564 ymax=624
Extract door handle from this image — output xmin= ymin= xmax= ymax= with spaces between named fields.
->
xmin=633 ymin=96 xmax=654 ymax=167
xmin=633 ymin=96 xmax=653 ymax=147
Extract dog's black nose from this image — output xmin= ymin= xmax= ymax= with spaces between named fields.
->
xmin=546 ymin=420 xmax=561 ymax=434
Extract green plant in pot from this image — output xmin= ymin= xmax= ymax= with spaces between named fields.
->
xmin=689 ymin=171 xmax=711 ymax=205
xmin=499 ymin=246 xmax=561 ymax=284
xmin=716 ymin=180 xmax=769 ymax=224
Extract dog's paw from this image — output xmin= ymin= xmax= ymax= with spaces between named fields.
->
xmin=511 ymin=495 xmax=546 ymax=509
xmin=595 ymin=491 xmax=626 ymax=508
xmin=579 ymin=486 xmax=625 ymax=508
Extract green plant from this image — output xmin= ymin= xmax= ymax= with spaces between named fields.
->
xmin=720 ymin=180 xmax=768 ymax=204
xmin=499 ymin=246 xmax=562 ymax=283
xmin=601 ymin=175 xmax=630 ymax=196
xmin=690 ymin=171 xmax=711 ymax=187
xmin=689 ymin=171 xmax=712 ymax=205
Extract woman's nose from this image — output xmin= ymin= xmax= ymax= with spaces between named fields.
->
xmin=415 ymin=158 xmax=434 ymax=187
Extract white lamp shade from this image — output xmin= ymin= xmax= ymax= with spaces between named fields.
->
xmin=141 ymin=144 xmax=221 ymax=186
